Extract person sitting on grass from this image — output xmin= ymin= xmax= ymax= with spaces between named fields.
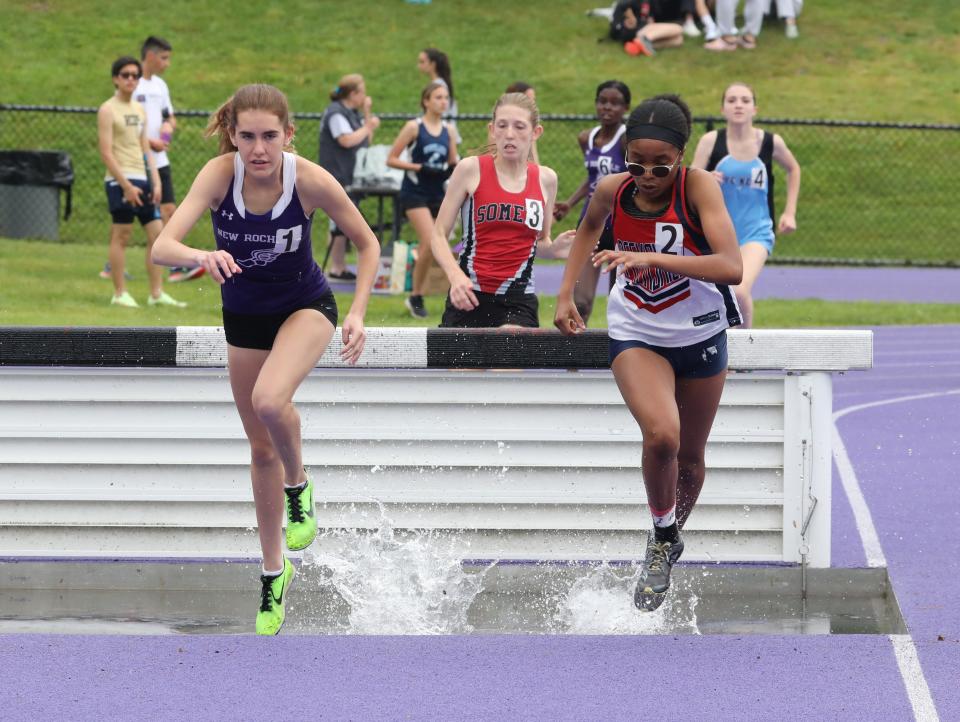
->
xmin=609 ymin=0 xmax=686 ymax=56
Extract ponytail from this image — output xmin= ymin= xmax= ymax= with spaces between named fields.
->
xmin=423 ymin=48 xmax=454 ymax=102
xmin=330 ymin=74 xmax=364 ymax=102
xmin=205 ymin=98 xmax=238 ymax=155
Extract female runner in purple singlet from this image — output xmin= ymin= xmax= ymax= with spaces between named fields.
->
xmin=152 ymin=83 xmax=379 ymax=635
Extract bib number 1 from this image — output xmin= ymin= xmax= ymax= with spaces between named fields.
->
xmin=273 ymin=225 xmax=303 ymax=254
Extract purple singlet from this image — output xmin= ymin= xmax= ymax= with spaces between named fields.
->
xmin=211 ymin=152 xmax=330 ymax=314
xmin=579 ymin=124 xmax=627 ymax=225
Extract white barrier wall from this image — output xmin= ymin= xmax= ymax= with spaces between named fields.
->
xmin=0 ymin=328 xmax=872 ymax=566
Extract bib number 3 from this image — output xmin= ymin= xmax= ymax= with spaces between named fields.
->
xmin=525 ymin=199 xmax=544 ymax=231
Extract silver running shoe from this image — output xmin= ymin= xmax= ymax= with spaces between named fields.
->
xmin=634 ymin=532 xmax=684 ymax=612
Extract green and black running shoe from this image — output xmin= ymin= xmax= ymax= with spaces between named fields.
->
xmin=284 ymin=474 xmax=318 ymax=551
xmin=256 ymin=557 xmax=295 ymax=635
xmin=634 ymin=532 xmax=684 ymax=612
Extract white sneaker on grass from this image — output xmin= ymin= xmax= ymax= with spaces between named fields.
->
xmin=682 ymin=19 xmax=701 ymax=37
xmin=702 ymin=15 xmax=720 ymax=41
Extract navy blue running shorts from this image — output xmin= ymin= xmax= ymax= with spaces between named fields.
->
xmin=105 ymin=178 xmax=161 ymax=226
xmin=399 ymin=191 xmax=443 ymax=218
xmin=609 ymin=329 xmax=728 ymax=378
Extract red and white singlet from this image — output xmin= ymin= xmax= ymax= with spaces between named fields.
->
xmin=606 ymin=168 xmax=742 ymax=346
xmin=457 ymin=154 xmax=545 ymax=295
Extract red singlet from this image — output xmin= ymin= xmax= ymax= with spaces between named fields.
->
xmin=457 ymin=154 xmax=545 ymax=295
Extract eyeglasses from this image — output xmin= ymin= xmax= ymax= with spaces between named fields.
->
xmin=118 ymin=72 xmax=141 ymax=80
xmin=624 ymin=151 xmax=683 ymax=178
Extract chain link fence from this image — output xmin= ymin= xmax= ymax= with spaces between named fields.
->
xmin=2 ymin=104 xmax=958 ymax=266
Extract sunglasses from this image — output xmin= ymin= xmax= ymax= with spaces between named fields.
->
xmin=118 ymin=71 xmax=141 ymax=80
xmin=624 ymin=151 xmax=683 ymax=178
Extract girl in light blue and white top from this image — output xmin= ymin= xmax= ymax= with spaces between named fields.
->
xmin=692 ymin=82 xmax=801 ymax=327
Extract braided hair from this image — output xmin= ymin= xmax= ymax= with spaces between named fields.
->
xmin=625 ymin=93 xmax=692 ymax=149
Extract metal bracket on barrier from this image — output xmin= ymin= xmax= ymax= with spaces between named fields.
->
xmin=799 ymin=386 xmax=818 ymax=605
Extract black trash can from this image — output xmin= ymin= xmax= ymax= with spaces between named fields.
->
xmin=0 ymin=151 xmax=74 ymax=241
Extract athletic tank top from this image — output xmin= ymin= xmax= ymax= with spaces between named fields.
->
xmin=579 ymin=124 xmax=627 ymax=225
xmin=211 ymin=152 xmax=330 ymax=314
xmin=707 ymin=128 xmax=775 ymax=245
xmin=458 ymin=154 xmax=545 ymax=296
xmin=401 ymin=118 xmax=451 ymax=199
xmin=103 ymin=96 xmax=147 ymax=181
xmin=606 ymin=169 xmax=742 ymax=346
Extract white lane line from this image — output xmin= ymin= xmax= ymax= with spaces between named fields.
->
xmin=831 ymin=423 xmax=886 ymax=567
xmin=833 ymin=389 xmax=958 ymax=722
xmin=834 ymin=388 xmax=960 ymax=420
xmin=874 ymin=350 xmax=959 ymax=358
xmin=864 ymin=361 xmax=960 ymax=369
xmin=836 ymin=372 xmax=960 ymax=381
xmin=890 ymin=635 xmax=941 ymax=721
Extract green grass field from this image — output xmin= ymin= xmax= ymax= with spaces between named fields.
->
xmin=2 ymin=0 xmax=959 ymax=262
xmin=3 ymin=1 xmax=958 ymax=121
xmin=1 ymin=0 xmax=958 ymax=326
xmin=2 ymin=239 xmax=958 ymax=328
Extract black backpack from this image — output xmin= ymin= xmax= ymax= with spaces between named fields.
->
xmin=609 ymin=1 xmax=649 ymax=42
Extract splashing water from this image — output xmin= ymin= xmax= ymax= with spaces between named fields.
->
xmin=299 ymin=502 xmax=699 ymax=635
xmin=304 ymin=508 xmax=490 ymax=634
xmin=556 ymin=564 xmax=700 ymax=635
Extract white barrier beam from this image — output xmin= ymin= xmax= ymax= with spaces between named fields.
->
xmin=0 ymin=327 xmax=872 ymax=565
xmin=1 ymin=327 xmax=872 ymax=371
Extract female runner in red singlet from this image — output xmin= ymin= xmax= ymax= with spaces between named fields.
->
xmin=430 ymin=92 xmax=573 ymax=328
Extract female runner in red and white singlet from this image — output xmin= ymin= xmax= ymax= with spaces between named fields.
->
xmin=431 ymin=92 xmax=573 ymax=327
xmin=555 ymin=94 xmax=742 ymax=613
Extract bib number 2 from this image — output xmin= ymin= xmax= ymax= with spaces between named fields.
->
xmin=655 ymin=222 xmax=684 ymax=255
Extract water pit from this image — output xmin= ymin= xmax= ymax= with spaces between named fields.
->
xmin=0 ymin=527 xmax=904 ymax=636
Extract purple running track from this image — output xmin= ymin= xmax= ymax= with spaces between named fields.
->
xmin=0 ymin=635 xmax=914 ymax=720
xmin=831 ymin=325 xmax=960 ymax=717
xmin=1 ymin=325 xmax=958 ymax=719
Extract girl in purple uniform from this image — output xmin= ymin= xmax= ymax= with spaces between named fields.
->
xmin=152 ymin=84 xmax=380 ymax=635
xmin=553 ymin=80 xmax=631 ymax=324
